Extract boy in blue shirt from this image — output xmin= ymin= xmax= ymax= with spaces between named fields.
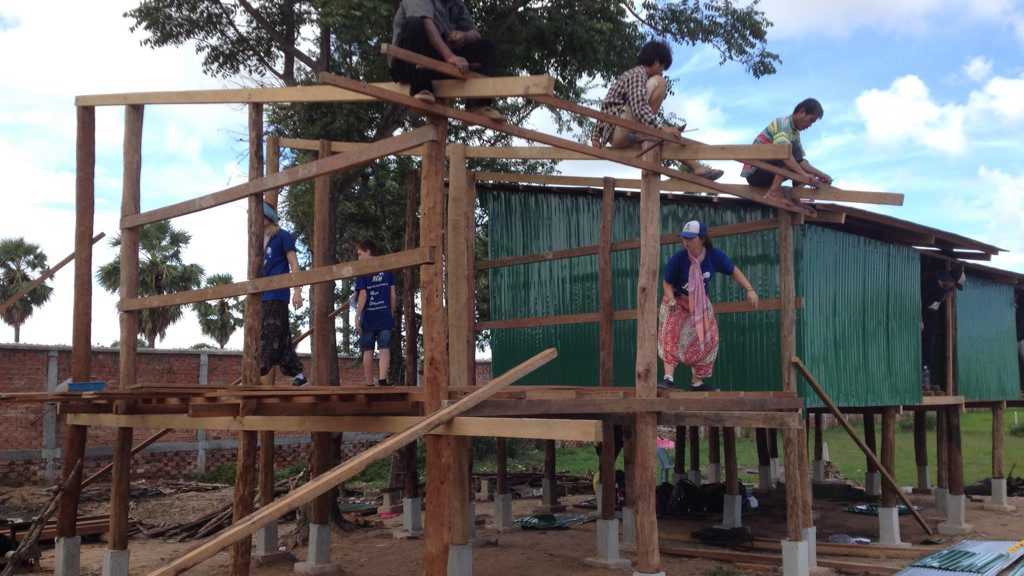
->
xmin=260 ymin=201 xmax=306 ymax=386
xmin=354 ymin=240 xmax=397 ymax=387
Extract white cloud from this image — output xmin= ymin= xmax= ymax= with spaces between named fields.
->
xmin=855 ymin=75 xmax=967 ymax=154
xmin=967 ymin=74 xmax=1024 ymax=122
xmin=963 ymin=56 xmax=993 ymax=82
xmin=940 ymin=166 xmax=1024 ymax=273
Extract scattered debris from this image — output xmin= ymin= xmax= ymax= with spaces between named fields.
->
xmin=965 ymin=475 xmax=1024 ymax=498
xmin=0 ymin=459 xmax=80 ymax=576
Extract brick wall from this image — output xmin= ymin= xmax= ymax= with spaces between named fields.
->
xmin=0 ymin=344 xmax=491 ymax=486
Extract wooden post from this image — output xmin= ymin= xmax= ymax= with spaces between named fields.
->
xmin=881 ymin=408 xmax=897 ymax=508
xmin=864 ymin=412 xmax=878 ymax=474
xmin=231 ymin=103 xmax=263 ymax=576
xmin=633 ymin=146 xmax=661 ymax=574
xmin=495 ymin=438 xmax=508 ymax=498
xmin=945 ymin=289 xmax=956 ymax=395
xmin=449 ymin=437 xmax=471 ymax=546
xmin=813 ymin=413 xmax=823 ymax=464
xmin=541 ymin=439 xmax=560 ymax=510
xmin=447 ymin=144 xmax=473 ymax=391
xmin=600 ymin=422 xmax=616 ymax=519
xmin=688 ymin=426 xmax=700 ymax=479
xmin=401 ymin=170 xmax=419 ymax=494
xmin=674 ymin=426 xmax=686 ymax=480
xmin=946 ymin=407 xmax=964 ymax=497
xmin=599 ymin=177 xmax=615 ymax=387
xmin=797 ymin=421 xmax=813 ymax=529
xmin=936 ymin=409 xmax=948 ymax=490
xmin=421 ymin=113 xmax=451 ymax=576
xmin=778 ymin=210 xmax=796 ymax=393
xmin=708 ymin=427 xmax=721 ymax=479
xmin=782 ymin=428 xmax=803 ymax=541
xmin=259 ymin=134 xmax=281 ymax=515
xmin=724 ymin=428 xmax=738 ymax=496
xmin=110 ymin=104 xmax=144 ymax=555
xmin=914 ymin=410 xmax=928 ymax=490
xmin=769 ymin=429 xmax=779 ymax=463
xmin=756 ymin=429 xmax=770 ymax=468
xmin=992 ymin=403 xmax=1004 ymax=479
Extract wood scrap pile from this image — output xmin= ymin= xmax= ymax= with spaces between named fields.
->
xmin=472 ymin=472 xmax=592 ymax=500
xmin=965 ymin=474 xmax=1024 ymax=497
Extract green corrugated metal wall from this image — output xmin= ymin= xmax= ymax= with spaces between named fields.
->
xmin=483 ymin=187 xmax=923 ymax=407
xmin=795 ymin=226 xmax=922 ymax=408
xmin=956 ymin=274 xmax=1021 ymax=401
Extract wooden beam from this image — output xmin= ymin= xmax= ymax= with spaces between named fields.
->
xmin=318 ymin=72 xmax=814 ymax=216
xmin=476 ymin=218 xmax=779 ymax=271
xmin=467 ymin=143 xmax=791 ymax=161
xmin=125 ymin=126 xmax=437 ymax=229
xmin=82 ymin=428 xmax=171 ymax=488
xmin=468 ymin=396 xmax=804 ymax=417
xmin=598 ymin=178 xmax=615 ymax=388
xmin=122 ymin=247 xmax=435 ymax=311
xmin=793 ymin=358 xmax=934 ymax=535
xmin=75 ymin=76 xmax=556 ymax=106
xmin=473 ymin=171 xmax=904 ymax=206
xmin=381 ymin=43 xmax=468 ymax=79
xmin=145 ymin=348 xmax=556 ymax=576
xmin=0 ymin=233 xmax=105 ymax=317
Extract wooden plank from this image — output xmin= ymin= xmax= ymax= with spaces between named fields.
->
xmin=125 ymin=126 xmax=437 ymax=228
xmin=146 ymin=348 xmax=557 ymax=576
xmin=76 ymin=76 xmax=556 ymax=106
xmin=382 ymin=43 xmax=468 ymax=79
xmin=82 ymin=428 xmax=171 ymax=488
xmin=72 ymin=106 xmax=95 ymax=383
xmin=472 ymin=171 xmax=905 ymax=206
xmin=123 ymin=247 xmax=435 ymax=311
xmin=0 ymin=233 xmax=105 ymax=317
xmin=319 ymin=72 xmax=814 ymax=216
xmin=792 ymin=357 xmax=934 ymax=535
xmin=467 ymin=396 xmax=804 ymax=416
xmin=599 ymin=178 xmax=615 ymax=388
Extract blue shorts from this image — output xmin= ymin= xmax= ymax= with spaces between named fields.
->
xmin=360 ymin=329 xmax=392 ymax=352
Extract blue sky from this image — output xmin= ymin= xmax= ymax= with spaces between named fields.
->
xmin=0 ymin=0 xmax=1022 ymax=349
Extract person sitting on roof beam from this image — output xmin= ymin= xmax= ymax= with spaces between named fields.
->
xmin=390 ymin=0 xmax=505 ymax=122
xmin=741 ymin=98 xmax=833 ymax=198
xmin=591 ymin=40 xmax=724 ymax=181
xmin=658 ymin=220 xmax=759 ymax=392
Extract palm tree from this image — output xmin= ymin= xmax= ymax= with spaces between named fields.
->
xmin=97 ymin=222 xmax=204 ymax=348
xmin=193 ymin=273 xmax=243 ymax=349
xmin=0 ymin=238 xmax=53 ymax=342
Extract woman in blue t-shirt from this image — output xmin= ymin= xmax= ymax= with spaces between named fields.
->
xmin=658 ymin=220 xmax=759 ymax=391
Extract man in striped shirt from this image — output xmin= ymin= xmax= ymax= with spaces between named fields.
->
xmin=740 ymin=98 xmax=833 ymax=196
xmin=591 ymin=40 xmax=724 ymax=181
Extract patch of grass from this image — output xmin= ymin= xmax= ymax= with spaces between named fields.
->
xmin=1010 ymin=424 xmax=1024 ymax=438
xmin=898 ymin=412 xmax=936 ymax=432
xmin=275 ymin=463 xmax=306 ymax=481
xmin=195 ymin=463 xmax=235 ymax=484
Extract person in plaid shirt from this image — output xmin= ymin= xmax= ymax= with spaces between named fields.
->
xmin=591 ymin=40 xmax=723 ymax=181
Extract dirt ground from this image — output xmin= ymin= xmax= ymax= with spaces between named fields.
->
xmin=14 ymin=482 xmax=1024 ymax=576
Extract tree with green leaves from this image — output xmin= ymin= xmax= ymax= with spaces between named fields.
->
xmin=0 ymin=238 xmax=53 ymax=343
xmin=97 ymin=222 xmax=205 ymax=348
xmin=193 ymin=273 xmax=244 ymax=348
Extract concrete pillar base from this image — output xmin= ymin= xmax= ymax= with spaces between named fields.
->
xmin=984 ymin=478 xmax=1017 ymax=512
xmin=297 ymin=523 xmax=333 ymax=567
xmin=476 ymin=478 xmax=493 ymax=502
xmin=802 ymin=527 xmax=818 ymax=568
xmin=254 ymin=524 xmax=279 ymax=557
xmin=687 ymin=470 xmax=702 ymax=485
xmin=813 ymin=461 xmax=826 ymax=482
xmin=447 ymin=543 xmax=473 ymax=576
xmin=934 ymin=487 xmax=948 ymax=515
xmin=707 ymin=463 xmax=722 ymax=484
xmin=632 ymin=572 xmax=666 ymax=576
xmin=758 ymin=465 xmax=773 ymax=492
xmin=293 ymin=562 xmax=342 ymax=576
xmin=381 ymin=489 xmax=403 ymax=513
xmin=621 ymin=507 xmax=636 ymax=548
xmin=402 ymin=497 xmax=423 ymax=537
xmin=782 ymin=539 xmax=810 ymax=576
xmin=101 ymin=549 xmax=129 ymax=576
xmin=715 ymin=494 xmax=743 ymax=529
xmin=55 ymin=536 xmax=81 ymax=576
xmin=864 ymin=472 xmax=881 ymax=496
xmin=916 ymin=466 xmax=932 ymax=493
xmin=494 ymin=493 xmax=514 ymax=531
xmin=938 ymin=494 xmax=973 ymax=535
xmin=877 ymin=507 xmax=910 ymax=547
xmin=583 ymin=519 xmax=632 ymax=569
xmin=770 ymin=458 xmax=781 ymax=482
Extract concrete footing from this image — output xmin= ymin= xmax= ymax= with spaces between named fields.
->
xmin=916 ymin=466 xmax=932 ymax=492
xmin=782 ymin=540 xmax=810 ymax=576
xmin=758 ymin=465 xmax=773 ymax=491
xmin=55 ymin=536 xmax=81 ymax=576
xmin=447 ymin=543 xmax=473 ymax=576
xmin=632 ymin=572 xmax=666 ymax=576
xmin=621 ymin=507 xmax=636 ymax=548
xmin=802 ymin=527 xmax=817 ymax=568
xmin=707 ymin=463 xmax=722 ymax=484
xmin=938 ymin=494 xmax=973 ymax=535
xmin=583 ymin=519 xmax=632 ymax=570
xmin=254 ymin=524 xmax=279 ymax=557
xmin=101 ymin=549 xmax=129 ymax=576
xmin=687 ymin=470 xmax=702 ymax=485
xmin=494 ymin=493 xmax=514 ymax=531
xmin=400 ymin=497 xmax=423 ymax=537
xmin=812 ymin=461 xmax=826 ymax=482
xmin=934 ymin=487 xmax=948 ymax=515
xmin=294 ymin=523 xmax=338 ymax=575
xmin=877 ymin=507 xmax=909 ymax=546
xmin=864 ymin=472 xmax=881 ymax=496
xmin=770 ymin=458 xmax=781 ymax=482
xmin=984 ymin=478 xmax=1017 ymax=512
xmin=476 ymin=478 xmax=493 ymax=502
xmin=716 ymin=494 xmax=743 ymax=529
